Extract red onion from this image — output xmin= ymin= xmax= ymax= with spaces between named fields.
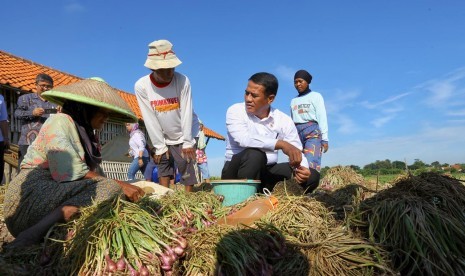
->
xmin=177 ymin=236 xmax=187 ymax=249
xmin=139 ymin=264 xmax=150 ymax=276
xmin=159 ymin=253 xmax=173 ymax=267
xmin=65 ymin=229 xmax=75 ymax=241
xmin=165 ymin=247 xmax=177 ymax=262
xmin=160 ymin=265 xmax=172 ymax=272
xmin=127 ymin=262 xmax=140 ymax=276
xmin=186 ymin=210 xmax=194 ymax=220
xmin=117 ymin=256 xmax=127 ymax=271
xmin=173 ymin=245 xmax=185 ymax=257
xmin=105 ymin=254 xmax=117 ymax=273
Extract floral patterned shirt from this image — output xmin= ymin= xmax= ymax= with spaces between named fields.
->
xmin=21 ymin=113 xmax=89 ymax=182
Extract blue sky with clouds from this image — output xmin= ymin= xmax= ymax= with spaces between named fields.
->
xmin=2 ymin=0 xmax=464 ymax=176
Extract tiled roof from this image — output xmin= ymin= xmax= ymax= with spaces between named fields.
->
xmin=0 ymin=50 xmax=225 ymax=141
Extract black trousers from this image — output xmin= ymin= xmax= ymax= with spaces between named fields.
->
xmin=221 ymin=148 xmax=320 ymax=193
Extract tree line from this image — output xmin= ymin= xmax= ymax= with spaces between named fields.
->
xmin=322 ymin=159 xmax=465 ymax=176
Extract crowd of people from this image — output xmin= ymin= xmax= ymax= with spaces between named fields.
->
xmin=2 ymin=38 xmax=329 ymax=248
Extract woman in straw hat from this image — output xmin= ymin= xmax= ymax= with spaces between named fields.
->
xmin=3 ymin=77 xmax=145 ymax=248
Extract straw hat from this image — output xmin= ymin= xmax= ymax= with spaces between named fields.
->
xmin=144 ymin=39 xmax=182 ymax=70
xmin=41 ymin=77 xmax=138 ymax=123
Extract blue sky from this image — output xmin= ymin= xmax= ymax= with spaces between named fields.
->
xmin=2 ymin=1 xmax=465 ymax=176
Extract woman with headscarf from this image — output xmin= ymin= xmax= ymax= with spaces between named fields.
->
xmin=290 ymin=69 xmax=329 ymax=188
xmin=3 ymin=77 xmax=145 ymax=248
xmin=126 ymin=122 xmax=149 ymax=181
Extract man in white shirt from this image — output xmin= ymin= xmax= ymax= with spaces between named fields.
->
xmin=222 ymin=72 xmax=320 ymax=193
xmin=135 ymin=39 xmax=197 ymax=192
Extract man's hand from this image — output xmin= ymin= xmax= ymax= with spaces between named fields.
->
xmin=116 ymin=180 xmax=145 ymax=202
xmin=293 ymin=166 xmax=311 ymax=184
xmin=182 ymin=147 xmax=196 ymax=162
xmin=138 ymin=159 xmax=144 ymax=167
xmin=32 ymin=107 xmax=45 ymax=117
xmin=153 ymin=151 xmax=169 ymax=164
xmin=276 ymin=140 xmax=302 ymax=168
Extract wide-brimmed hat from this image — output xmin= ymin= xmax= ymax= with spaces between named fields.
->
xmin=144 ymin=39 xmax=182 ymax=70
xmin=41 ymin=77 xmax=137 ymax=123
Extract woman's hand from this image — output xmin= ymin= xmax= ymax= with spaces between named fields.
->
xmin=322 ymin=143 xmax=329 ymax=153
xmin=116 ymin=180 xmax=145 ymax=202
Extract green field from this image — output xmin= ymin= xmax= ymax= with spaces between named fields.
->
xmin=363 ymin=172 xmax=465 ymax=186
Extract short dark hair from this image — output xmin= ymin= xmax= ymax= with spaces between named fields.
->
xmin=248 ymin=72 xmax=279 ymax=97
xmin=35 ymin=73 xmax=54 ymax=85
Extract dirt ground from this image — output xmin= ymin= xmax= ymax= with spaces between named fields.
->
xmin=0 ymin=187 xmax=15 ymax=248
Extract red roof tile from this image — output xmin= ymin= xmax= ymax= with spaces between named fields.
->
xmin=0 ymin=50 xmax=225 ymax=141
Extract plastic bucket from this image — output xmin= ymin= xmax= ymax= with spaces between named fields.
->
xmin=151 ymin=166 xmax=181 ymax=183
xmin=211 ymin=179 xmax=261 ymax=206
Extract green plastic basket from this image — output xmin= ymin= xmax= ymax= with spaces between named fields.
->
xmin=211 ymin=179 xmax=261 ymax=206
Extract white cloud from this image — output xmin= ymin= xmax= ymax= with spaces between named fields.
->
xmin=381 ymin=105 xmax=404 ymax=114
xmin=446 ymin=109 xmax=465 ymax=116
xmin=333 ymin=114 xmax=358 ymax=134
xmin=371 ymin=114 xmax=395 ymax=128
xmin=64 ymin=1 xmax=85 ymax=13
xmin=323 ymin=125 xmax=465 ymax=167
xmin=360 ymin=92 xmax=411 ymax=109
xmin=325 ymin=89 xmax=360 ymax=114
xmin=417 ymin=67 xmax=465 ymax=107
xmin=275 ymin=65 xmax=296 ymax=83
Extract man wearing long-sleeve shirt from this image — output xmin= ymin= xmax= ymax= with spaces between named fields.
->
xmin=135 ymin=39 xmax=197 ymax=192
xmin=221 ymin=72 xmax=320 ymax=193
xmin=14 ymin=73 xmax=58 ymax=169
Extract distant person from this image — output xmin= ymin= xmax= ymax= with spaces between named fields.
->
xmin=144 ymin=147 xmax=158 ymax=182
xmin=196 ymin=120 xmax=210 ymax=184
xmin=135 ymin=39 xmax=198 ymax=192
xmin=0 ymin=94 xmax=10 ymax=184
xmin=290 ymin=69 xmax=329 ymax=184
xmin=221 ymin=72 xmax=319 ymax=193
xmin=14 ymin=73 xmax=59 ymax=168
xmin=126 ymin=123 xmax=149 ymax=181
xmin=3 ymin=78 xmax=144 ymax=248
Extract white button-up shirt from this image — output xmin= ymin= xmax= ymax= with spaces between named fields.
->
xmin=224 ymin=102 xmax=309 ymax=167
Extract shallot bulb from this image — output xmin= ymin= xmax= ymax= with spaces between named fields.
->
xmin=127 ymin=262 xmax=140 ymax=276
xmin=139 ymin=264 xmax=150 ymax=276
xmin=173 ymin=245 xmax=185 ymax=257
xmin=159 ymin=253 xmax=173 ymax=267
xmin=105 ymin=254 xmax=117 ymax=273
xmin=177 ymin=236 xmax=187 ymax=249
xmin=117 ymin=256 xmax=127 ymax=271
